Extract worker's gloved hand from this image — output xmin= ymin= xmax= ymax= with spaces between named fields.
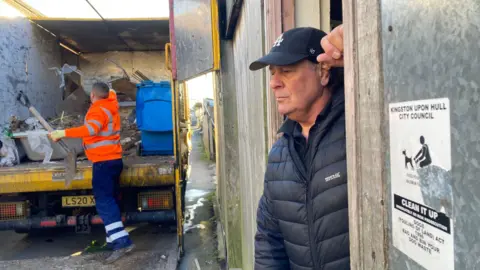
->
xmin=48 ymin=130 xmax=66 ymax=142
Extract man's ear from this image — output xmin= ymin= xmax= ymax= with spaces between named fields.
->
xmin=320 ymin=63 xmax=331 ymax=86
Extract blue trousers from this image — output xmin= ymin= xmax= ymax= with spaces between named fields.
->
xmin=92 ymin=159 xmax=132 ymax=250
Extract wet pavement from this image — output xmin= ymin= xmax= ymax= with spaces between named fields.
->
xmin=0 ymin=130 xmax=222 ymax=269
xmin=178 ymin=130 xmax=222 ymax=270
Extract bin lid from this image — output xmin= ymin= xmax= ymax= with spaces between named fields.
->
xmin=136 ymin=80 xmax=171 ymax=89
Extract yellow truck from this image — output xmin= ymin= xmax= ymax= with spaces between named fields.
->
xmin=0 ymin=156 xmax=178 ymax=229
xmin=0 ymin=16 xmax=191 ymax=255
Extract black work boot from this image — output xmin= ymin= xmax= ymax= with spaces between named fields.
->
xmin=104 ymin=244 xmax=136 ymax=264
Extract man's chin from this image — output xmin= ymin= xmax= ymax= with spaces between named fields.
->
xmin=277 ymin=108 xmax=288 ymax=116
xmin=277 ymin=108 xmax=293 ymax=117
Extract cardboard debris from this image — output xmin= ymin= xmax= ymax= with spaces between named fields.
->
xmin=134 ymin=70 xmax=151 ymax=81
xmin=104 ymin=59 xmax=144 ymax=102
xmin=111 ymin=77 xmax=137 ymax=101
xmin=119 ymin=103 xmax=140 ymax=156
xmin=63 ymin=73 xmax=82 ymax=98
xmin=49 ymin=64 xmax=83 ymax=90
xmin=56 ymin=87 xmax=90 ymax=116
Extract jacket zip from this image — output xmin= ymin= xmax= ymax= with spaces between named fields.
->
xmin=286 ymin=136 xmax=317 ymax=268
xmin=306 ymin=132 xmax=324 ymax=270
xmin=306 ymin=168 xmax=318 ymax=269
xmin=288 ymin=128 xmax=324 ymax=269
xmin=286 ymin=103 xmax=344 ymax=269
xmin=306 ymin=118 xmax=335 ymax=270
xmin=289 ymin=133 xmax=320 ymax=269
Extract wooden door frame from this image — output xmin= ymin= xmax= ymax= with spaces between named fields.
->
xmin=342 ymin=0 xmax=389 ymax=269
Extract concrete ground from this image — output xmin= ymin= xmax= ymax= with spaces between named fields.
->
xmin=0 ymin=130 xmax=222 ymax=270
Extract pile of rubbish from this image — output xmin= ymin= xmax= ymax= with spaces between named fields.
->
xmin=121 ymin=121 xmax=140 ymax=156
xmin=2 ymin=115 xmax=85 ymax=166
xmin=9 ymin=115 xmax=85 ymax=133
xmin=1 ymin=62 xmax=149 ymax=167
xmin=2 ymin=109 xmax=139 ymax=167
xmin=119 ymin=103 xmax=140 ymax=156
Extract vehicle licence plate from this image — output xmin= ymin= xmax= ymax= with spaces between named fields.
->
xmin=62 ymin=196 xmax=95 ymax=207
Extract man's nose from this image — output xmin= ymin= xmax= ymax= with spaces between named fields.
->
xmin=269 ymin=74 xmax=283 ymax=91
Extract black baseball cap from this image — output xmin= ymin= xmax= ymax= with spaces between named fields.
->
xmin=249 ymin=27 xmax=327 ymax=71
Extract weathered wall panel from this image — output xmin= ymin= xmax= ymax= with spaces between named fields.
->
xmin=264 ymin=0 xmax=284 ymax=149
xmin=217 ymin=0 xmax=267 ymax=268
xmin=173 ymin=0 xmax=214 ymax=81
xmin=232 ymin=1 xmax=266 ymax=268
xmin=263 ymin=0 xmax=295 ymax=150
xmin=0 ymin=19 xmax=61 ymax=125
xmin=295 ymin=0 xmax=320 ymax=29
xmin=217 ymin=39 xmax=243 ymax=268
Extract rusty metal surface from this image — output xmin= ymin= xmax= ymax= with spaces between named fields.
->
xmin=172 ymin=0 xmax=214 ymax=81
xmin=383 ymin=0 xmax=480 ymax=269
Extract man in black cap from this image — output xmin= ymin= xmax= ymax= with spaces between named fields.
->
xmin=251 ymin=26 xmax=348 ymax=270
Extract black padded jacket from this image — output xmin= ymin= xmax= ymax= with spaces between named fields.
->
xmin=254 ymin=89 xmax=349 ymax=270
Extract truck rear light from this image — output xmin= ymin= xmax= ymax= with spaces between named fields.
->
xmin=0 ymin=202 xmax=27 ymax=220
xmin=138 ymin=191 xmax=173 ymax=211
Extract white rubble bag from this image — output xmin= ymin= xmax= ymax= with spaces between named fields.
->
xmin=0 ymin=136 xmax=20 ymax=167
xmin=26 ymin=132 xmax=53 ymax=164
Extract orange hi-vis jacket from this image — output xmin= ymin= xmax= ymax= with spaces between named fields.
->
xmin=65 ymin=90 xmax=122 ymax=163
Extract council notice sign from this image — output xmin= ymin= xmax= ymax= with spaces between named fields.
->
xmin=389 ymin=98 xmax=454 ymax=270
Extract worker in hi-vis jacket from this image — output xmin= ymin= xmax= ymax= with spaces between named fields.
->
xmin=49 ymin=82 xmax=134 ymax=264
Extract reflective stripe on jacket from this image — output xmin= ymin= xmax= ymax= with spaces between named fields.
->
xmin=65 ymin=90 xmax=122 ymax=163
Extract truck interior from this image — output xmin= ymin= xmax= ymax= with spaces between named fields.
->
xmin=0 ymin=8 xmax=190 ymax=251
